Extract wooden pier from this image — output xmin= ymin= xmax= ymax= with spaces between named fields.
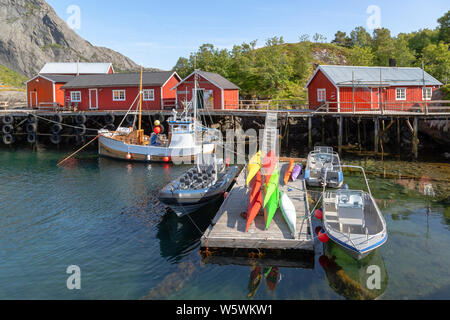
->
xmin=200 ymin=162 xmax=314 ymax=252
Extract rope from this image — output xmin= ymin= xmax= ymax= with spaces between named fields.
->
xmin=57 ymin=135 xmax=99 ymax=166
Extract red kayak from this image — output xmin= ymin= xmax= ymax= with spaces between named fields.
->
xmin=249 ymin=171 xmax=262 ymax=205
xmin=246 ymin=190 xmax=263 ymax=232
xmin=262 ymin=150 xmax=277 ymax=182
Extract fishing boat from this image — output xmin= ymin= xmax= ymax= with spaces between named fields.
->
xmin=159 ymin=160 xmax=240 ymax=217
xmin=98 ymin=68 xmax=217 ymax=163
xmin=305 ymin=146 xmax=343 ymax=188
xmin=321 ymin=166 xmax=388 ymax=260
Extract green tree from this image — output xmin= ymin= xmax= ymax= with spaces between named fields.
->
xmin=332 ymin=31 xmax=351 ymax=47
xmin=392 ymin=36 xmax=416 ymax=66
xmin=422 ymin=42 xmax=450 ymax=84
xmin=348 ymin=46 xmax=375 ymax=66
xmin=438 ymin=10 xmax=450 ymax=44
xmin=350 ymin=26 xmax=372 ymax=47
xmin=372 ymin=28 xmax=395 ymax=65
xmin=405 ymin=29 xmax=440 ymax=58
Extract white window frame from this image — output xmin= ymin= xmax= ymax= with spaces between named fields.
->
xmin=143 ymin=89 xmax=155 ymax=101
xmin=317 ymin=88 xmax=326 ymax=102
xmin=396 ymin=88 xmax=406 ymax=101
xmin=71 ymin=91 xmax=81 ymax=102
xmin=113 ymin=90 xmax=126 ymax=101
xmin=422 ymin=87 xmax=432 ymax=101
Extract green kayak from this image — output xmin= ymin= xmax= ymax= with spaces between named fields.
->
xmin=263 ymin=169 xmax=280 ymax=208
xmin=264 ymin=185 xmax=279 ymax=230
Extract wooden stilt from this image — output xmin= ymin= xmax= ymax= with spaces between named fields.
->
xmin=321 ymin=117 xmax=325 ymax=145
xmin=308 ymin=117 xmax=312 ymax=149
xmin=413 ymin=117 xmax=419 ymax=159
xmin=338 ymin=116 xmax=343 ymax=155
xmin=357 ymin=118 xmax=361 ymax=152
xmin=374 ymin=117 xmax=379 ymax=153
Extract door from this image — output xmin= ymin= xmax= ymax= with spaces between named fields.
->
xmin=194 ymin=89 xmax=205 ymax=109
xmin=89 ymin=89 xmax=98 ymax=110
xmin=30 ymin=91 xmax=37 ymax=108
xmin=371 ymin=88 xmax=380 ymax=110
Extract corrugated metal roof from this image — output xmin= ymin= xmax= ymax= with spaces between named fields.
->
xmin=40 ymin=74 xmax=76 ymax=83
xmin=196 ymin=71 xmax=240 ymax=90
xmin=62 ymin=72 xmax=176 ymax=88
xmin=39 ymin=62 xmax=113 ymax=74
xmin=308 ymin=65 xmax=443 ymax=87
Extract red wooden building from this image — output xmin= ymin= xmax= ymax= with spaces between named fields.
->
xmin=306 ymin=65 xmax=443 ymax=112
xmin=26 ymin=63 xmax=114 ymax=108
xmin=172 ymin=70 xmax=240 ymax=110
xmin=62 ymin=71 xmax=181 ymax=111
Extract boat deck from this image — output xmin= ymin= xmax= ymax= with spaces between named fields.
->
xmin=201 ymin=162 xmax=314 ymax=252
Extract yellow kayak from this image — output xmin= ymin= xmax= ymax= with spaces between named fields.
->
xmin=246 ymin=151 xmax=262 ymax=185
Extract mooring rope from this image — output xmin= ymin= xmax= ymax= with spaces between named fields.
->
xmin=57 ymin=135 xmax=100 ymax=167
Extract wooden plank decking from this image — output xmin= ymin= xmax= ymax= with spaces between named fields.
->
xmin=200 ymin=162 xmax=314 ymax=252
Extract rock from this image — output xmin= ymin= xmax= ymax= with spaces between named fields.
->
xmin=0 ymin=0 xmax=155 ymax=77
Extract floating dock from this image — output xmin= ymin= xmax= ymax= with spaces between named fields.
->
xmin=201 ymin=162 xmax=314 ymax=253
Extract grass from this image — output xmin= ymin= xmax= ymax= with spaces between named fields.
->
xmin=0 ymin=65 xmax=28 ymax=89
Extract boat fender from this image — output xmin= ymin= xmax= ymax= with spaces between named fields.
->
xmin=50 ymin=134 xmax=62 ymax=145
xmin=318 ymin=231 xmax=330 ymax=243
xmin=338 ymin=172 xmax=344 ymax=183
xmin=51 ymin=124 xmax=63 ymax=135
xmin=27 ymin=115 xmax=37 ymax=123
xmin=3 ymin=134 xmax=14 ymax=145
xmin=105 ymin=114 xmax=115 ymax=125
xmin=26 ymin=122 xmax=37 ymax=133
xmin=75 ymin=114 xmax=87 ymax=125
xmin=27 ymin=132 xmax=37 ymax=144
xmin=75 ymin=124 xmax=86 ymax=136
xmin=2 ymin=124 xmax=13 ymax=135
xmin=125 ymin=114 xmax=134 ymax=126
xmin=53 ymin=114 xmax=63 ymax=124
xmin=315 ymin=208 xmax=323 ymax=220
xmin=2 ymin=115 xmax=14 ymax=125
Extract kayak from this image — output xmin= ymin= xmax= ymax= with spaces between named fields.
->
xmin=246 ymin=151 xmax=262 ymax=185
xmin=265 ymin=187 xmax=279 ymax=230
xmin=280 ymin=191 xmax=296 ymax=238
xmin=283 ymin=159 xmax=295 ymax=185
xmin=291 ymin=164 xmax=302 ymax=181
xmin=249 ymin=171 xmax=262 ymax=205
xmin=263 ymin=169 xmax=280 ymax=208
xmin=262 ymin=150 xmax=277 ymax=181
xmin=246 ymin=190 xmax=263 ymax=232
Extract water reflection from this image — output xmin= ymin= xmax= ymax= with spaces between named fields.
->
xmin=320 ymin=242 xmax=388 ymax=300
xmin=247 ymin=266 xmax=281 ymax=298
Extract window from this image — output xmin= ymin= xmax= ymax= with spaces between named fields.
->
xmin=396 ymin=88 xmax=406 ymax=101
xmin=317 ymin=89 xmax=326 ymax=102
xmin=143 ymin=89 xmax=155 ymax=101
xmin=113 ymin=90 xmax=126 ymax=101
xmin=422 ymin=87 xmax=432 ymax=101
xmin=71 ymin=91 xmax=81 ymax=102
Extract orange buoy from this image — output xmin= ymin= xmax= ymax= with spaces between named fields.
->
xmin=315 ymin=208 xmax=323 ymax=220
xmin=318 ymin=231 xmax=330 ymax=243
xmin=126 ymin=153 xmax=132 ymax=160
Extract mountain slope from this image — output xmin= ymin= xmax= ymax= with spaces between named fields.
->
xmin=0 ymin=0 xmax=143 ymax=78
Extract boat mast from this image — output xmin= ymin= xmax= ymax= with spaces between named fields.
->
xmin=138 ymin=66 xmax=144 ymax=144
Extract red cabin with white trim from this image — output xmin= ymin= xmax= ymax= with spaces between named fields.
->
xmin=62 ymin=72 xmax=181 ymax=111
xmin=173 ymin=70 xmax=240 ymax=110
xmin=306 ymin=65 xmax=442 ymax=112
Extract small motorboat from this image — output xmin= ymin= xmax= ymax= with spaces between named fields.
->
xmin=321 ymin=166 xmax=388 ymax=260
xmin=305 ymin=146 xmax=343 ymax=188
xmin=159 ymin=161 xmax=240 ymax=217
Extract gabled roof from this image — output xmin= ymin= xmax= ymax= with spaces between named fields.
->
xmin=39 ymin=62 xmax=113 ymax=74
xmin=306 ymin=65 xmax=443 ymax=88
xmin=26 ymin=74 xmax=75 ymax=84
xmin=172 ymin=70 xmax=240 ymax=91
xmin=62 ymin=72 xmax=180 ymax=89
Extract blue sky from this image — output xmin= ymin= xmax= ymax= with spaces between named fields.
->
xmin=47 ymin=0 xmax=449 ymax=70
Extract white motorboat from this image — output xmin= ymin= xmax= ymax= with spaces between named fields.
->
xmin=305 ymin=146 xmax=343 ymax=188
xmin=322 ymin=166 xmax=388 ymax=260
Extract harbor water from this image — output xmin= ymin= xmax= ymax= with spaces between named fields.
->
xmin=0 ymin=147 xmax=449 ymax=300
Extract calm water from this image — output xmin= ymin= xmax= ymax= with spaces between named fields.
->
xmin=0 ymin=147 xmax=449 ymax=300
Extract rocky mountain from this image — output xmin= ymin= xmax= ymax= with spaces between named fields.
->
xmin=0 ymin=0 xmax=150 ymax=78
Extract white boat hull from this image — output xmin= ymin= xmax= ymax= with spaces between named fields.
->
xmin=98 ymin=134 xmax=215 ymax=163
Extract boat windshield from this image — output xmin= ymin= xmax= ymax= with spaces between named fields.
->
xmin=337 ymin=190 xmax=364 ymax=209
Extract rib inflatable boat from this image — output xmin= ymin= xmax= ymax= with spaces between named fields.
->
xmin=159 ymin=163 xmax=240 ymax=217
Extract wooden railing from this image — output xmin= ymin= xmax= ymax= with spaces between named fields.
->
xmin=313 ymin=101 xmax=450 ymax=115
xmin=233 ymin=99 xmax=309 ymax=110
